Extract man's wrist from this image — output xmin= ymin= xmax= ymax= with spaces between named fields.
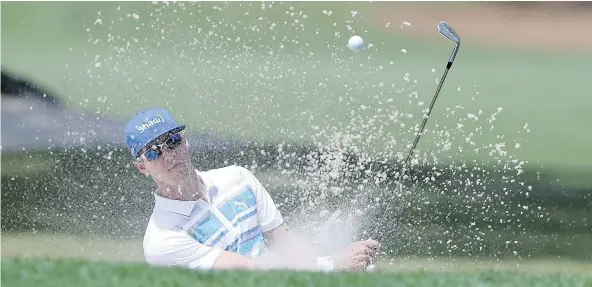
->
xmin=315 ymin=256 xmax=334 ymax=271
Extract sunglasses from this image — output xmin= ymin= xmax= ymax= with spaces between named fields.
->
xmin=138 ymin=132 xmax=184 ymax=161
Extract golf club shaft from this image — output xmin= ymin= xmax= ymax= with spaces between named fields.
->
xmin=373 ymin=61 xmax=453 ymax=238
xmin=367 ymin=23 xmax=460 ymax=271
xmin=372 ymin=57 xmax=456 ymax=241
xmin=402 ymin=62 xmax=452 ymax=166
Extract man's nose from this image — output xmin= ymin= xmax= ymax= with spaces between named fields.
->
xmin=160 ymin=146 xmax=176 ymax=162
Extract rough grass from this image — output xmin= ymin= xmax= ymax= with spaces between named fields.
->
xmin=3 ymin=257 xmax=591 ymax=287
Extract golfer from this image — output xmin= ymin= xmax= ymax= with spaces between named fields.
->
xmin=125 ymin=107 xmax=380 ymax=271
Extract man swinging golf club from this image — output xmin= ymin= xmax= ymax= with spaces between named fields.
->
xmin=125 ymin=107 xmax=380 ymax=271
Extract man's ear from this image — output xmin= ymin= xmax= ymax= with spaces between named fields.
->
xmin=133 ymin=160 xmax=150 ymax=176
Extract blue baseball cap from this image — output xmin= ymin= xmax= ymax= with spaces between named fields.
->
xmin=124 ymin=107 xmax=186 ymax=158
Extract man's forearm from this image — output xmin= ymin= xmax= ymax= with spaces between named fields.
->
xmin=211 ymin=250 xmax=258 ymax=270
xmin=252 ymin=249 xmax=321 ymax=270
xmin=261 ymin=223 xmax=329 ymax=270
xmin=212 ymin=223 xmax=336 ymax=271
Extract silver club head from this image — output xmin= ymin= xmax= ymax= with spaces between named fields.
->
xmin=437 ymin=21 xmax=461 ymax=64
xmin=438 ymin=21 xmax=460 ymax=43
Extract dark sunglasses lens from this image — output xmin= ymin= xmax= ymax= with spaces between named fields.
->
xmin=144 ymin=149 xmax=161 ymax=161
xmin=166 ymin=133 xmax=183 ymax=148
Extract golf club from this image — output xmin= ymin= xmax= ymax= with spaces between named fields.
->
xmin=402 ymin=21 xmax=461 ymax=167
xmin=366 ymin=21 xmax=461 ymax=271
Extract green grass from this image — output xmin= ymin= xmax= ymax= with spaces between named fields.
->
xmin=2 ymin=2 xmax=592 ymax=185
xmin=3 ymin=257 xmax=591 ymax=287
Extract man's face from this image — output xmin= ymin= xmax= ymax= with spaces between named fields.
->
xmin=133 ymin=130 xmax=192 ymax=185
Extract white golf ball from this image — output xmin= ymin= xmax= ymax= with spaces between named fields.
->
xmin=347 ymin=35 xmax=364 ymax=51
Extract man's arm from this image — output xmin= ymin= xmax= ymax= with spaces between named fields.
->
xmin=259 ymin=222 xmax=324 ymax=269
xmin=212 ymin=250 xmax=256 ymax=270
xmin=214 ymin=225 xmax=319 ymax=270
xmin=146 ymin=225 xmax=377 ymax=272
xmin=262 ymin=221 xmax=381 ymax=271
xmin=264 ymin=222 xmax=320 ymax=258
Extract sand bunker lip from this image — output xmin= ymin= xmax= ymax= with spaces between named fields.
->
xmin=367 ymin=3 xmax=592 ymax=53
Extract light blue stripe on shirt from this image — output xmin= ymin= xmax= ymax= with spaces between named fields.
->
xmin=187 ymin=185 xmax=260 ymax=248
xmin=224 ymin=225 xmax=264 ymax=255
xmin=188 ymin=212 xmax=222 ymax=244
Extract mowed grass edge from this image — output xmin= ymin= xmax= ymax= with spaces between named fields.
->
xmin=3 ymin=257 xmax=591 ymax=287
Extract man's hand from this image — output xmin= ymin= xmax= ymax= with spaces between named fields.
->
xmin=332 ymin=239 xmax=380 ymax=271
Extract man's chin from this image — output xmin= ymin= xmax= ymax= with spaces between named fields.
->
xmin=170 ymin=165 xmax=192 ymax=180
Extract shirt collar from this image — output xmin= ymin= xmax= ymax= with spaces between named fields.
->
xmin=153 ymin=192 xmax=198 ymax=216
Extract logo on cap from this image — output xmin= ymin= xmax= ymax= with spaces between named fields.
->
xmin=137 ymin=114 xmax=165 ymax=133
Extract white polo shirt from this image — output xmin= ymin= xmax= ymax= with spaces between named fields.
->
xmin=142 ymin=165 xmax=285 ymax=270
